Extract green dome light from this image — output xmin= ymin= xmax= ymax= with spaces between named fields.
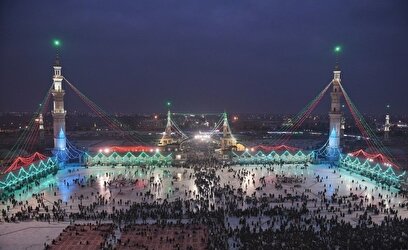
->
xmin=53 ymin=39 xmax=61 ymax=47
xmin=334 ymin=46 xmax=341 ymax=53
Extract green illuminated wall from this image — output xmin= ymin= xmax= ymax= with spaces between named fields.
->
xmin=0 ymin=157 xmax=58 ymax=191
xmin=339 ymin=154 xmax=406 ymax=187
xmin=85 ymin=151 xmax=173 ymax=166
xmin=231 ymin=150 xmax=314 ymax=164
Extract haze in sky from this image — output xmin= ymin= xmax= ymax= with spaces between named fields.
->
xmin=1 ymin=0 xmax=407 ymax=114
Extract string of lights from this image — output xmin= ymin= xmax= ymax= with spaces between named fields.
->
xmin=339 ymin=82 xmax=398 ymax=168
xmin=64 ymin=77 xmax=147 ymax=145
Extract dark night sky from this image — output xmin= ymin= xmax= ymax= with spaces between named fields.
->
xmin=1 ymin=0 xmax=407 ymax=114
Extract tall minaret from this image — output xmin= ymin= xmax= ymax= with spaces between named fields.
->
xmin=384 ymin=115 xmax=390 ymax=141
xmin=38 ymin=113 xmax=45 ymax=145
xmin=327 ymin=63 xmax=342 ymax=157
xmin=51 ymin=54 xmax=67 ymax=152
xmin=340 ymin=115 xmax=345 ymax=137
xmin=384 ymin=105 xmax=390 ymax=141
xmin=159 ymin=110 xmax=174 ymax=146
xmin=221 ymin=112 xmax=236 ymax=151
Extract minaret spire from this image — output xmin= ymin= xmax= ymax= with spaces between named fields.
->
xmin=38 ymin=112 xmax=45 ymax=146
xmin=164 ymin=110 xmax=172 ymax=136
xmin=384 ymin=105 xmax=391 ymax=141
xmin=221 ymin=112 xmax=236 ymax=152
xmin=51 ymin=40 xmax=67 ymax=153
xmin=334 ymin=45 xmax=341 ymax=71
xmin=158 ymin=103 xmax=174 ymax=146
xmin=326 ymin=46 xmax=343 ymax=158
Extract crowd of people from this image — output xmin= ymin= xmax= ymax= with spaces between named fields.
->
xmin=118 ymin=223 xmax=208 ymax=249
xmin=1 ymin=157 xmax=408 ymax=249
xmin=238 ymin=216 xmax=408 ymax=249
xmin=46 ymin=223 xmax=115 ymax=249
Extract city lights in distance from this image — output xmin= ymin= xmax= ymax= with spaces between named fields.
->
xmin=194 ymin=133 xmax=211 ymax=141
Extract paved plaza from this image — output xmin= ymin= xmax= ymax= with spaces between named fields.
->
xmin=1 ymin=163 xmax=407 ymax=249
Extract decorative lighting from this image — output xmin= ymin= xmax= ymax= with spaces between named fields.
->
xmin=334 ymin=45 xmax=341 ymax=53
xmin=53 ymin=39 xmax=61 ymax=47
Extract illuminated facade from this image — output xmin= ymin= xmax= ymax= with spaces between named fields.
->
xmin=51 ymin=55 xmax=67 ymax=152
xmin=38 ymin=113 xmax=45 ymax=145
xmin=85 ymin=151 xmax=172 ymax=166
xmin=0 ymin=157 xmax=58 ymax=191
xmin=221 ymin=112 xmax=237 ymax=151
xmin=159 ymin=110 xmax=174 ymax=146
xmin=384 ymin=114 xmax=390 ymax=141
xmin=232 ymin=149 xmax=314 ymax=164
xmin=339 ymin=153 xmax=405 ymax=188
xmin=327 ymin=66 xmax=342 ymax=157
